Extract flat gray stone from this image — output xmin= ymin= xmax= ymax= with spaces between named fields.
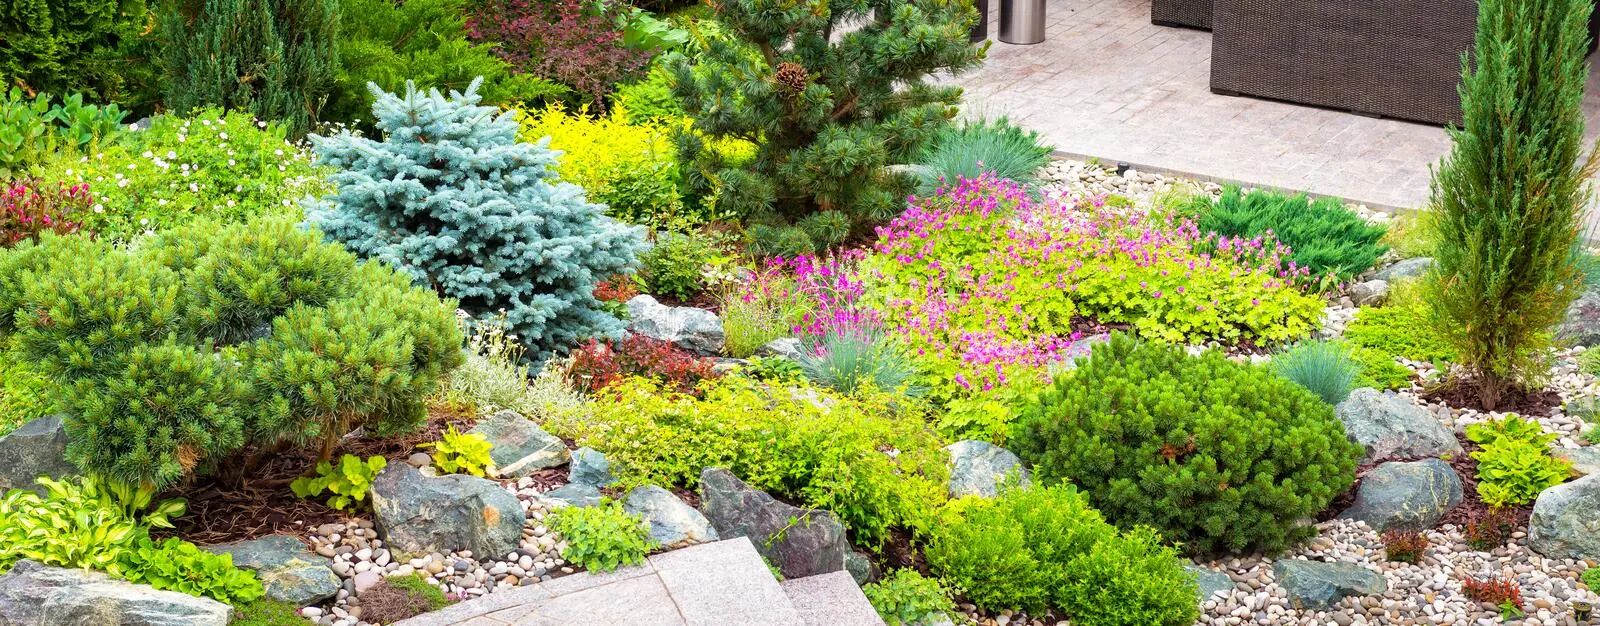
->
xmin=627 ymin=295 xmax=725 ymax=356
xmin=780 ymin=571 xmax=881 ymax=626
xmin=649 ymin=537 xmax=805 ymax=625
xmin=370 ymin=464 xmax=525 ymax=558
xmin=945 ymin=440 xmax=1029 ymax=498
xmin=0 ymin=415 xmax=80 ymax=495
xmin=1273 ymin=560 xmax=1387 ymax=611
xmin=1349 ymin=279 xmax=1389 ymax=306
xmin=1372 ymin=257 xmax=1433 ymax=282
xmin=0 ymin=559 xmax=232 ymax=625
xmin=543 ymin=482 xmax=604 ymax=508
xmin=1555 ymin=447 xmax=1600 ymax=477
xmin=623 ymin=485 xmax=718 ymax=549
xmin=1339 ymin=459 xmax=1462 ymax=532
xmin=1529 ymin=473 xmax=1600 ymax=560
xmin=754 ymin=337 xmax=803 ymax=361
xmin=698 ymin=468 xmax=850 ymax=580
xmin=1187 ymin=565 xmax=1234 ymax=604
xmin=569 ymin=447 xmax=617 ymax=488
xmin=523 ymin=572 xmax=686 ymax=625
xmin=469 ymin=410 xmax=569 ymax=478
xmin=202 ymin=535 xmax=340 ymax=606
xmin=1335 ymin=388 xmax=1461 ymax=463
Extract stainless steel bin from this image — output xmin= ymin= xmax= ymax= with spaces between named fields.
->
xmin=998 ymin=0 xmax=1045 ymax=44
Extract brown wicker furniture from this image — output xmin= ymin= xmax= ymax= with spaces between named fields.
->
xmin=1151 ymin=0 xmax=1211 ymax=30
xmin=1208 ymin=0 xmax=1478 ymax=125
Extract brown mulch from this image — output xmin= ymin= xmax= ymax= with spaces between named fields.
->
xmin=872 ymin=527 xmax=930 ymax=576
xmin=154 ymin=406 xmax=482 ymax=545
xmin=1421 ymin=378 xmax=1562 ymax=417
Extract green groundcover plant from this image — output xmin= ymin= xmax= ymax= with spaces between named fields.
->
xmin=862 ymin=569 xmax=957 ymax=626
xmin=924 ymin=483 xmax=1198 ymax=625
xmin=1011 ymin=334 xmax=1362 ymax=555
xmin=1466 ymin=415 xmax=1571 ymax=507
xmin=549 ymin=499 xmax=654 ymax=572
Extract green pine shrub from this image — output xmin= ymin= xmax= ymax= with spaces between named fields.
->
xmin=914 ymin=117 xmax=1053 ymax=194
xmin=1 ymin=218 xmax=462 ymax=488
xmin=0 ymin=0 xmax=155 ymax=106
xmin=1011 ymin=334 xmax=1362 ymax=555
xmin=1424 ymin=0 xmax=1595 ymax=409
xmin=924 ymin=483 xmax=1198 ymax=624
xmin=1270 ymin=340 xmax=1360 ymax=404
xmin=161 ymin=0 xmax=340 ymax=136
xmin=1194 ymin=186 xmax=1387 ymax=282
xmin=613 ymin=66 xmax=682 ymax=123
xmin=40 ymin=108 xmax=330 ymax=240
xmin=310 ymin=79 xmax=644 ymax=365
xmin=545 ymin=375 xmax=948 ymax=548
xmin=669 ymin=0 xmax=985 ymax=253
xmin=549 ymin=499 xmax=655 ymax=572
xmin=862 ymin=569 xmax=957 ymax=626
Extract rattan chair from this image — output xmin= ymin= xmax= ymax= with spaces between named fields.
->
xmin=1208 ymin=0 xmax=1478 ymax=125
xmin=1151 ymin=0 xmax=1211 ymax=30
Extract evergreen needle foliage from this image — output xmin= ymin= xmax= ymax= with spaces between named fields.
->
xmin=310 ymin=78 xmax=646 ymax=365
xmin=670 ymin=0 xmax=986 ymax=254
xmin=1195 ymin=186 xmax=1388 ymax=282
xmin=1425 ymin=0 xmax=1598 ymax=409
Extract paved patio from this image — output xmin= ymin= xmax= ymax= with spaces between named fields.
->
xmin=955 ymin=0 xmax=1600 ymax=211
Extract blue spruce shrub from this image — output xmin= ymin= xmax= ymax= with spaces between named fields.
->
xmin=308 ymin=78 xmax=646 ymax=363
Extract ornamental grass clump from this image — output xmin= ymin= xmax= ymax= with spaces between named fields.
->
xmin=914 ymin=117 xmax=1054 ymax=195
xmin=1424 ymin=0 xmax=1597 ymax=409
xmin=1270 ymin=339 xmax=1361 ymax=405
xmin=1011 ymin=333 xmax=1363 ymax=555
xmin=310 ymin=78 xmax=645 ymax=365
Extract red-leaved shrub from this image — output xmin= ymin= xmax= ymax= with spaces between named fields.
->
xmin=2 ymin=182 xmax=89 ymax=247
xmin=1462 ymin=575 xmax=1523 ymax=612
xmin=467 ymin=0 xmax=652 ymax=109
xmin=568 ymin=334 xmax=717 ymax=395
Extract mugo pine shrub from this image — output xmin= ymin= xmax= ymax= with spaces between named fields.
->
xmin=1011 ymin=334 xmax=1363 ymax=555
xmin=1424 ymin=0 xmax=1596 ymax=409
xmin=310 ymin=78 xmax=645 ymax=364
xmin=0 ymin=217 xmax=462 ymax=488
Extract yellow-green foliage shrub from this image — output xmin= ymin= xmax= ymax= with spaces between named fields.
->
xmin=516 ymin=104 xmax=688 ymax=229
xmin=543 ymin=375 xmax=947 ymax=547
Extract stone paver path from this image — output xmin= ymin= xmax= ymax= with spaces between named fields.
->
xmin=953 ymin=0 xmax=1600 ymax=211
xmin=391 ymin=537 xmax=880 ymax=626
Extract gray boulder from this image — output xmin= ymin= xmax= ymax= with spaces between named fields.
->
xmin=1560 ymin=287 xmax=1600 ymax=347
xmin=542 ymin=483 xmax=604 ymax=508
xmin=1529 ymin=473 xmax=1600 ymax=560
xmin=202 ymin=535 xmax=339 ymax=606
xmin=844 ymin=551 xmax=880 ymax=586
xmin=370 ymin=464 xmax=525 ymax=558
xmin=627 ymin=295 xmax=725 ymax=356
xmin=0 ymin=559 xmax=232 ymax=625
xmin=1339 ymin=459 xmax=1462 ymax=532
xmin=945 ymin=440 xmax=1029 ymax=498
xmin=469 ymin=410 xmax=569 ymax=478
xmin=1555 ymin=447 xmax=1600 ymax=477
xmin=1372 ymin=257 xmax=1433 ymax=282
xmin=698 ymin=467 xmax=850 ymax=581
xmin=622 ymin=485 xmax=718 ymax=549
xmin=1187 ymin=565 xmax=1234 ymax=604
xmin=1334 ymin=388 xmax=1462 ymax=463
xmin=0 ymin=415 xmax=80 ymax=495
xmin=754 ymin=337 xmax=804 ymax=361
xmin=1273 ymin=560 xmax=1387 ymax=611
xmin=568 ymin=447 xmax=616 ymax=488
xmin=1348 ymin=279 xmax=1389 ymax=306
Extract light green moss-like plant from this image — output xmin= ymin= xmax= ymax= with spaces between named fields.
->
xmin=863 ymin=569 xmax=957 ymax=626
xmin=549 ymin=500 xmax=654 ymax=572
xmin=1270 ymin=340 xmax=1360 ymax=405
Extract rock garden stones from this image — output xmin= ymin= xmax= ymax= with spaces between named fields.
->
xmin=1559 ymin=286 xmax=1600 ymax=347
xmin=541 ymin=482 xmax=603 ymax=508
xmin=203 ymin=535 xmax=341 ymax=606
xmin=1334 ymin=388 xmax=1462 ymax=463
xmin=1338 ymin=458 xmax=1462 ymax=532
xmin=1348 ymin=279 xmax=1388 ymax=306
xmin=370 ymin=464 xmax=526 ymax=558
xmin=754 ymin=337 xmax=803 ymax=361
xmin=698 ymin=467 xmax=852 ymax=581
xmin=1272 ymin=559 xmax=1387 ymax=611
xmin=0 ymin=415 xmax=80 ymax=494
xmin=627 ymin=294 xmax=725 ymax=356
xmin=944 ymin=440 xmax=1029 ymax=498
xmin=1372 ymin=257 xmax=1433 ymax=282
xmin=622 ymin=485 xmax=718 ymax=549
xmin=1186 ymin=565 xmax=1234 ymax=604
xmin=0 ymin=559 xmax=232 ymax=626
xmin=467 ymin=410 xmax=569 ymax=478
xmin=567 ymin=447 xmax=616 ymax=488
xmin=1529 ymin=473 xmax=1600 ymax=560
xmin=1555 ymin=446 xmax=1600 ymax=476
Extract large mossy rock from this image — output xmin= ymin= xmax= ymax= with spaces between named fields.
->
xmin=1187 ymin=565 xmax=1234 ymax=604
xmin=622 ymin=485 xmax=718 ymax=549
xmin=0 ymin=559 xmax=232 ymax=625
xmin=1334 ymin=388 xmax=1461 ymax=463
xmin=0 ymin=415 xmax=80 ymax=495
xmin=944 ymin=440 xmax=1029 ymax=498
xmin=698 ymin=467 xmax=852 ymax=581
xmin=1338 ymin=459 xmax=1462 ymax=532
xmin=568 ymin=447 xmax=616 ymax=488
xmin=1273 ymin=560 xmax=1387 ymax=611
xmin=370 ymin=464 xmax=525 ymax=558
xmin=1529 ymin=473 xmax=1600 ymax=560
xmin=468 ymin=410 xmax=570 ymax=478
xmin=202 ymin=535 xmax=339 ymax=606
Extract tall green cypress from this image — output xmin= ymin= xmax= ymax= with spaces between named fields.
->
xmin=162 ymin=0 xmax=339 ymax=136
xmin=1425 ymin=0 xmax=1599 ymax=409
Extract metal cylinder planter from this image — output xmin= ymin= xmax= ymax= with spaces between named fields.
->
xmin=998 ymin=0 xmax=1046 ymax=44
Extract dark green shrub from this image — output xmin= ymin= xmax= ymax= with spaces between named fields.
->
xmin=0 ymin=0 xmax=155 ymax=105
xmin=862 ymin=569 xmax=956 ymax=626
xmin=914 ymin=117 xmax=1053 ymax=194
xmin=639 ymin=231 xmax=720 ymax=301
xmin=1424 ymin=0 xmax=1593 ymax=409
xmin=1270 ymin=340 xmax=1359 ymax=404
xmin=924 ymin=483 xmax=1198 ymax=624
xmin=1011 ymin=334 xmax=1362 ymax=555
xmin=1351 ymin=346 xmax=1415 ymax=390
xmin=1195 ymin=186 xmax=1387 ymax=282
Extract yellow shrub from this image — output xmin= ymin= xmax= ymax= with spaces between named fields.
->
xmin=516 ymin=104 xmax=689 ymax=229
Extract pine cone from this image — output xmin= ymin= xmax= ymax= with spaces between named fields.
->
xmin=774 ymin=62 xmax=809 ymax=93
